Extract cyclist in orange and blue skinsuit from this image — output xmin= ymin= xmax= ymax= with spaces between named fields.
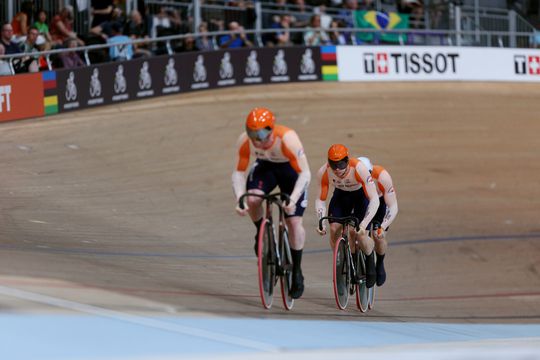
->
xmin=232 ymin=107 xmax=311 ymax=299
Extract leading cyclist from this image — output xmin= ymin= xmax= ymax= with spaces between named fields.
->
xmin=315 ymin=144 xmax=380 ymax=288
xmin=232 ymin=107 xmax=311 ymax=299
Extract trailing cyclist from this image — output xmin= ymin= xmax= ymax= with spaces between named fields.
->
xmin=315 ymin=144 xmax=379 ymax=288
xmin=232 ymin=107 xmax=311 ymax=299
xmin=358 ymin=156 xmax=399 ymax=287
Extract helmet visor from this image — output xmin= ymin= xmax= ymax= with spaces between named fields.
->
xmin=328 ymin=156 xmax=349 ymax=170
xmin=246 ymin=127 xmax=272 ymax=142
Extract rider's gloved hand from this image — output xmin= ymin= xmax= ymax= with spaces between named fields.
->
xmin=235 ymin=201 xmax=249 ymax=216
xmin=356 ymin=225 xmax=367 ymax=237
xmin=284 ymin=199 xmax=296 ymax=215
xmin=316 ymin=225 xmax=327 ymax=236
xmin=374 ymin=227 xmax=385 ymax=240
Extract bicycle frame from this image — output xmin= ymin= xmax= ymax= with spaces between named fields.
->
xmin=239 ymin=192 xmax=294 ymax=310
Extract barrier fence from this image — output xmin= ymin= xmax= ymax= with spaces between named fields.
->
xmin=2 ymin=44 xmax=540 ymax=123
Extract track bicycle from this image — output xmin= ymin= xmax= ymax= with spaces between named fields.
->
xmin=319 ymin=216 xmax=375 ymax=312
xmin=239 ymin=192 xmax=294 ymax=310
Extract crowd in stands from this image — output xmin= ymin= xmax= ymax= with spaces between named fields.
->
xmin=0 ymin=0 xmax=445 ymax=76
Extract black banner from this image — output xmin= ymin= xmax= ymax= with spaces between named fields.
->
xmin=55 ymin=47 xmax=321 ymax=113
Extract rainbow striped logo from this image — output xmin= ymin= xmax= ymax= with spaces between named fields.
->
xmin=321 ymin=46 xmax=338 ymax=81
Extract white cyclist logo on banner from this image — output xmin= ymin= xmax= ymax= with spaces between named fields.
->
xmin=273 ymin=49 xmax=288 ymax=75
xmin=89 ymin=68 xmax=102 ymax=98
xmin=114 ymin=65 xmax=127 ymax=93
xmin=139 ymin=61 xmax=152 ymax=89
xmin=65 ymin=72 xmax=77 ymax=101
xmin=300 ymin=48 xmax=315 ymax=74
xmin=193 ymin=55 xmax=207 ymax=82
xmin=245 ymin=50 xmax=260 ymax=77
xmin=219 ymin=52 xmax=234 ymax=79
xmin=164 ymin=58 xmax=178 ymax=86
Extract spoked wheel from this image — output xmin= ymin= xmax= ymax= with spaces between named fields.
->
xmin=279 ymin=228 xmax=294 ymax=310
xmin=333 ymin=237 xmax=350 ymax=310
xmin=257 ymin=219 xmax=276 ymax=309
xmin=355 ymin=252 xmax=369 ymax=313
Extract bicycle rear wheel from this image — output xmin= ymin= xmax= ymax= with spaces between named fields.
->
xmin=257 ymin=219 xmax=276 ymax=309
xmin=355 ymin=252 xmax=369 ymax=313
xmin=368 ymin=286 xmax=375 ymax=310
xmin=333 ymin=237 xmax=350 ymax=310
xmin=279 ymin=228 xmax=294 ymax=310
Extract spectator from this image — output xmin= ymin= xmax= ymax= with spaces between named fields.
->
xmin=195 ymin=22 xmax=214 ymax=51
xmin=179 ymin=34 xmax=196 ymax=52
xmin=0 ymin=44 xmax=12 ymax=75
xmin=1 ymin=23 xmax=21 ymax=54
xmin=107 ymin=22 xmax=133 ymax=61
xmin=314 ymin=5 xmax=333 ymax=30
xmin=50 ymin=6 xmax=84 ymax=47
xmin=18 ymin=26 xmax=40 ymax=72
xmin=1 ymin=22 xmax=35 ymax=73
xmin=11 ymin=0 xmax=34 ymax=42
xmin=59 ymin=38 xmax=85 ymax=69
xmin=90 ymin=7 xmax=125 ymax=40
xmin=338 ymin=0 xmax=359 ymax=44
xmin=268 ymin=15 xmax=293 ymax=47
xmin=150 ymin=7 xmax=172 ymax=38
xmin=124 ymin=10 xmax=151 ymax=58
xmin=91 ymin=0 xmax=114 ymax=28
xmin=304 ymin=14 xmax=330 ymax=46
xmin=219 ymin=21 xmax=253 ymax=48
xmin=34 ymin=9 xmax=53 ymax=46
xmin=328 ymin=20 xmax=348 ymax=45
xmin=397 ymin=0 xmax=424 ymax=28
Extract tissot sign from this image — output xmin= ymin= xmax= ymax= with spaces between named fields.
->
xmin=337 ymin=46 xmax=540 ymax=82
xmin=363 ymin=52 xmax=459 ymax=75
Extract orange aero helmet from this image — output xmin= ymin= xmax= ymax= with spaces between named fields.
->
xmin=327 ymin=144 xmax=349 ymax=170
xmin=245 ymin=107 xmax=275 ymax=141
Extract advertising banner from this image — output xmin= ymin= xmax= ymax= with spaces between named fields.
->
xmin=55 ymin=47 xmax=321 ymax=114
xmin=336 ymin=45 xmax=540 ymax=82
xmin=0 ymin=73 xmax=44 ymax=122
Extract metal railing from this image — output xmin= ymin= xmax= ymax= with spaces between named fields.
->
xmin=1 ymin=26 xmax=537 ymax=76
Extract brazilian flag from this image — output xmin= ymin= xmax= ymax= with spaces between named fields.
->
xmin=354 ymin=10 xmax=409 ymax=44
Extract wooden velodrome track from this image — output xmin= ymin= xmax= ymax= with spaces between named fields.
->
xmin=0 ymin=82 xmax=539 ymax=323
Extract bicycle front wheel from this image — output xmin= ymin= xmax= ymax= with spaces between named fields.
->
xmin=333 ymin=237 xmax=350 ymax=310
xmin=355 ymin=252 xmax=369 ymax=313
xmin=279 ymin=228 xmax=294 ymax=310
xmin=258 ymin=219 xmax=275 ymax=309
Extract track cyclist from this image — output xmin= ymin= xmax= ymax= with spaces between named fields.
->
xmin=315 ymin=144 xmax=380 ymax=288
xmin=232 ymin=107 xmax=311 ymax=299
xmin=358 ymin=156 xmax=398 ymax=287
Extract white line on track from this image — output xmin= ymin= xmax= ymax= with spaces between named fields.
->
xmin=0 ymin=285 xmax=279 ymax=353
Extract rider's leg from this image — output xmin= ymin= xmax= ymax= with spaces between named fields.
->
xmin=246 ymin=189 xmax=265 ymax=255
xmin=245 ymin=160 xmax=276 ymax=255
xmin=285 ymin=215 xmax=305 ymax=299
xmin=329 ymin=223 xmax=342 ymax=249
xmin=357 ymin=231 xmax=376 ymax=288
xmin=374 ymin=228 xmax=388 ymax=287
xmin=371 ymin=199 xmax=388 ymax=286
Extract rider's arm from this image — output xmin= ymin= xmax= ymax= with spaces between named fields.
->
xmin=378 ymin=169 xmax=398 ymax=230
xmin=355 ymin=162 xmax=379 ymax=229
xmin=281 ymin=130 xmax=311 ymax=205
xmin=231 ymin=133 xmax=250 ymax=201
xmin=315 ymin=164 xmax=329 ymax=219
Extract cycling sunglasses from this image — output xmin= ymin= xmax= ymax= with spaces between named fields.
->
xmin=246 ymin=126 xmax=272 ymax=142
xmin=328 ymin=156 xmax=349 ymax=170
